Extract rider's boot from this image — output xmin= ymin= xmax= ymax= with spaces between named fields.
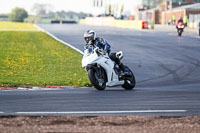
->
xmin=119 ymin=62 xmax=125 ymax=72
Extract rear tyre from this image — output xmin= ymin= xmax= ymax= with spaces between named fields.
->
xmin=121 ymin=66 xmax=136 ymax=90
xmin=88 ymin=68 xmax=106 ymax=90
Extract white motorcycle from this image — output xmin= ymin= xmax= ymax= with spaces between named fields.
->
xmin=82 ymin=45 xmax=135 ymax=90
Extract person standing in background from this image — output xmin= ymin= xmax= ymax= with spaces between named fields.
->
xmin=172 ymin=15 xmax=176 ymax=25
xmin=184 ymin=16 xmax=188 ymax=27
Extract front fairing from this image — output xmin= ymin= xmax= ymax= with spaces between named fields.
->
xmin=82 ymin=49 xmax=99 ymax=68
xmin=178 ymin=25 xmax=184 ymax=28
xmin=177 ymin=23 xmax=184 ymax=29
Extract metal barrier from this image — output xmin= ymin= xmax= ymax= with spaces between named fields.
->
xmin=51 ymin=20 xmax=77 ymax=24
xmin=79 ymin=17 xmax=149 ymax=30
xmin=189 ymin=14 xmax=200 ymax=29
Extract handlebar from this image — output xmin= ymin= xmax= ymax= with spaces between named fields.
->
xmin=85 ymin=45 xmax=105 ymax=56
xmin=94 ymin=47 xmax=104 ymax=56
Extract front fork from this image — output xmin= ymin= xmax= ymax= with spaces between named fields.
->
xmin=86 ymin=65 xmax=106 ymax=81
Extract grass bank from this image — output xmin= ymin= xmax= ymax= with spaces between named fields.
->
xmin=0 ymin=26 xmax=90 ymax=87
xmin=0 ymin=22 xmax=38 ymax=30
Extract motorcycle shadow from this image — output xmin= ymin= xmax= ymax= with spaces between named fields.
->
xmin=94 ymin=88 xmax=136 ymax=91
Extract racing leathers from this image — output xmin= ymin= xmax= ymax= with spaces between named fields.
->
xmin=84 ymin=37 xmax=125 ymax=72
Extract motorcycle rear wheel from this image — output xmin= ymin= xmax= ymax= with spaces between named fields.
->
xmin=121 ymin=66 xmax=136 ymax=90
xmin=88 ymin=68 xmax=106 ymax=90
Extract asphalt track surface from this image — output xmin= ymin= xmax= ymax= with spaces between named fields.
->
xmin=0 ymin=24 xmax=200 ymax=116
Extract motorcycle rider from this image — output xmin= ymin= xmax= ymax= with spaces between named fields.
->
xmin=177 ymin=17 xmax=183 ymax=24
xmin=176 ymin=17 xmax=184 ymax=29
xmin=83 ymin=30 xmax=126 ymax=72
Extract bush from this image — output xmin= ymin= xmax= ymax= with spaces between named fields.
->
xmin=9 ymin=7 xmax=28 ymax=22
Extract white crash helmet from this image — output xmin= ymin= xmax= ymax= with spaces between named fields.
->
xmin=84 ymin=30 xmax=96 ymax=45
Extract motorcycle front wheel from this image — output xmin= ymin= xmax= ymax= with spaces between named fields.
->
xmin=121 ymin=66 xmax=136 ymax=90
xmin=88 ymin=68 xmax=106 ymax=90
xmin=178 ymin=29 xmax=182 ymax=36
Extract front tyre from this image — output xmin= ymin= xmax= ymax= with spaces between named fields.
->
xmin=88 ymin=68 xmax=106 ymax=90
xmin=178 ymin=29 xmax=182 ymax=36
xmin=121 ymin=66 xmax=136 ymax=90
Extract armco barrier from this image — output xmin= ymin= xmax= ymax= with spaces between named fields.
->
xmin=189 ymin=22 xmax=198 ymax=29
xmin=80 ymin=17 xmax=114 ymax=26
xmin=113 ymin=20 xmax=143 ymax=30
xmin=79 ymin=17 xmax=144 ymax=30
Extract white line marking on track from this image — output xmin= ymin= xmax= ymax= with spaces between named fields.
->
xmin=16 ymin=110 xmax=187 ymax=114
xmin=0 ymin=112 xmax=4 ymax=113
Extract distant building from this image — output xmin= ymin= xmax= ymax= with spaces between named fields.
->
xmin=170 ymin=0 xmax=200 ymax=8
xmin=142 ymin=0 xmax=163 ymax=9
xmin=135 ymin=0 xmax=200 ymax=24
xmin=92 ymin=0 xmax=141 ymax=18
xmin=162 ymin=3 xmax=200 ymax=24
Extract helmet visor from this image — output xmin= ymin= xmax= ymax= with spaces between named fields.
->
xmin=84 ymin=37 xmax=93 ymax=44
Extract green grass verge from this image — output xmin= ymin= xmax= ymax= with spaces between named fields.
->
xmin=0 ymin=22 xmax=38 ymax=30
xmin=0 ymin=31 xmax=91 ymax=87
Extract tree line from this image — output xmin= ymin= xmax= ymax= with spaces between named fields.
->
xmin=5 ymin=3 xmax=89 ymax=23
